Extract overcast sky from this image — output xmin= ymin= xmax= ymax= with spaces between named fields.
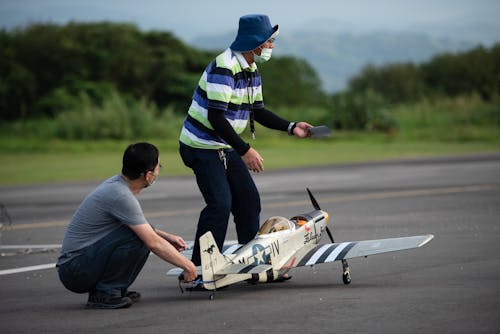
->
xmin=1 ymin=0 xmax=499 ymax=42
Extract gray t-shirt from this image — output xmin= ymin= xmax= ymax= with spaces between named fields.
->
xmin=58 ymin=175 xmax=147 ymax=265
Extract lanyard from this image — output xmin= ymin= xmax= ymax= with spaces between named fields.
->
xmin=244 ymin=70 xmax=256 ymax=140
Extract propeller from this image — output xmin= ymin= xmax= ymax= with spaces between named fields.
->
xmin=307 ymin=188 xmax=334 ymax=239
xmin=306 ymin=188 xmax=321 ymax=210
xmin=306 ymin=188 xmax=351 ymax=285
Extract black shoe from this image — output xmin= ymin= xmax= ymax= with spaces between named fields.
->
xmin=86 ymin=291 xmax=133 ymax=309
xmin=124 ymin=291 xmax=141 ymax=303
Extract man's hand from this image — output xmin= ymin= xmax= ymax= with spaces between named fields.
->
xmin=165 ymin=234 xmax=188 ymax=251
xmin=156 ymin=230 xmax=188 ymax=251
xmin=181 ymin=263 xmax=198 ymax=282
xmin=293 ymin=122 xmax=314 ymax=138
xmin=242 ymin=147 xmax=264 ymax=173
xmin=130 ymin=224 xmax=197 ymax=282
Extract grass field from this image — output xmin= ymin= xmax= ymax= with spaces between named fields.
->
xmin=1 ymin=94 xmax=498 ymax=186
xmin=1 ymin=134 xmax=498 ymax=186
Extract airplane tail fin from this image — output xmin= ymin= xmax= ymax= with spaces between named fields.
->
xmin=199 ymin=231 xmax=228 ymax=290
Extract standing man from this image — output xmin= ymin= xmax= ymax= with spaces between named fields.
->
xmin=57 ymin=142 xmax=197 ymax=309
xmin=179 ymin=14 xmax=313 ymax=274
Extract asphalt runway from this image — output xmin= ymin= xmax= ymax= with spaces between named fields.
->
xmin=1 ymin=154 xmax=499 ymax=333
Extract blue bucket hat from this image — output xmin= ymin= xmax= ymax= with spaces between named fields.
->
xmin=230 ymin=14 xmax=279 ymax=52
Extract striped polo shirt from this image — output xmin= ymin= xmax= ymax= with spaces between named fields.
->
xmin=179 ymin=48 xmax=265 ymax=149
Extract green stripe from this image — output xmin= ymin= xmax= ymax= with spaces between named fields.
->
xmin=207 ymin=90 xmax=232 ymax=102
xmin=179 ymin=133 xmax=230 ymax=150
xmin=233 ymin=124 xmax=247 ymax=134
xmin=188 ymin=108 xmax=213 ymax=129
xmin=215 ymin=53 xmax=242 ymax=74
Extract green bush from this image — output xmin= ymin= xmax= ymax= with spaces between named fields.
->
xmin=52 ymin=92 xmax=183 ymax=140
xmin=330 ymin=90 xmax=397 ymax=132
xmin=392 ymin=93 xmax=500 ymax=141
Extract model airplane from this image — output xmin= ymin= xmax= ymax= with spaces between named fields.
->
xmin=167 ymin=189 xmax=433 ymax=294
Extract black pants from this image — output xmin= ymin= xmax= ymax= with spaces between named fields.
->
xmin=180 ymin=143 xmax=261 ymax=265
xmin=58 ymin=225 xmax=150 ymax=297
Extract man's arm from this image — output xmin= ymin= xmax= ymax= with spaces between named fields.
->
xmin=207 ymin=108 xmax=250 ymax=155
xmin=128 ymin=223 xmax=197 ymax=282
xmin=253 ymin=107 xmax=289 ymax=131
xmin=154 ymin=228 xmax=187 ymax=251
xmin=253 ymin=108 xmax=313 ymax=137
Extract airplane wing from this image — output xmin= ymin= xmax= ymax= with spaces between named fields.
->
xmin=293 ymin=235 xmax=434 ymax=267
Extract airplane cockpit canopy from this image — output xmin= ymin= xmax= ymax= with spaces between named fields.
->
xmin=258 ymin=216 xmax=295 ymax=235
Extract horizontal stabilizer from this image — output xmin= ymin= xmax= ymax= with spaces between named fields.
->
xmin=297 ymin=235 xmax=434 ymax=267
xmin=166 ymin=266 xmax=201 ymax=276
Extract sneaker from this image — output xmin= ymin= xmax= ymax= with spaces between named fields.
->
xmin=86 ymin=291 xmax=133 ymax=309
xmin=124 ymin=291 xmax=141 ymax=303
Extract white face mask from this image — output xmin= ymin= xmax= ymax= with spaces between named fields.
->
xmin=253 ymin=47 xmax=273 ymax=63
xmin=148 ymin=174 xmax=158 ymax=187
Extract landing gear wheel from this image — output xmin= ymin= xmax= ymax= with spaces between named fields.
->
xmin=341 ymin=259 xmax=351 ymax=285
xmin=342 ymin=271 xmax=351 ymax=285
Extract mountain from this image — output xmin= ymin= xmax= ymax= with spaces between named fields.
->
xmin=190 ymin=30 xmax=478 ymax=93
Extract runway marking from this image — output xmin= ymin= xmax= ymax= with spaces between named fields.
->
xmin=1 ymin=244 xmax=61 ymax=250
xmin=0 ymin=263 xmax=55 ymax=276
xmin=1 ymin=183 xmax=498 ymax=276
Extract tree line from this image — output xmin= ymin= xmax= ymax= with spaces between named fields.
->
xmin=1 ymin=21 xmax=498 ymax=130
xmin=347 ymin=44 xmax=500 ymax=103
xmin=0 ymin=22 xmax=324 ymax=122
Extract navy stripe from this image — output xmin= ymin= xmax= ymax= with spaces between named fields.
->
xmin=222 ymin=244 xmax=243 ymax=253
xmin=266 ymin=269 xmax=274 ymax=282
xmin=195 ymin=86 xmax=208 ymax=100
xmin=184 ymin=117 xmax=221 ymax=141
xmin=209 ymin=65 xmax=233 ymax=77
xmin=239 ymin=264 xmax=256 ymax=273
xmin=298 ymin=247 xmax=320 ymax=267
xmin=234 ymin=71 xmax=248 ymax=83
xmin=317 ymin=244 xmax=338 ymax=264
xmin=335 ymin=242 xmax=356 ymax=260
xmin=207 ymin=72 xmax=235 ymax=87
xmin=207 ymin=100 xmax=230 ymax=111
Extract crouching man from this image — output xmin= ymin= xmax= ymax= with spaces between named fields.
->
xmin=57 ymin=142 xmax=197 ymax=309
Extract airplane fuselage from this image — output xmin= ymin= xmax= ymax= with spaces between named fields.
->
xmin=222 ymin=209 xmax=329 ymax=282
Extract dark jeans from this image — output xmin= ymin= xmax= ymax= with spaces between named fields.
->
xmin=179 ymin=143 xmax=261 ymax=265
xmin=57 ymin=225 xmax=150 ymax=297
